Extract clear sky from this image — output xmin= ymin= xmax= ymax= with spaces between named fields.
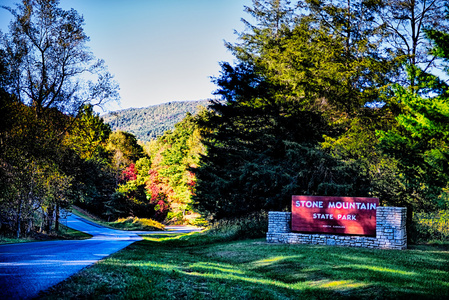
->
xmin=0 ymin=0 xmax=253 ymax=112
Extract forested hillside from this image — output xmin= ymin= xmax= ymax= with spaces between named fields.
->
xmin=2 ymin=0 xmax=449 ymax=244
xmin=102 ymin=100 xmax=212 ymax=141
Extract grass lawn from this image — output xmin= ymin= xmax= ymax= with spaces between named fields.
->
xmin=0 ymin=235 xmax=38 ymax=244
xmin=57 ymin=224 xmax=93 ymax=240
xmin=0 ymin=224 xmax=91 ymax=245
xmin=40 ymin=233 xmax=449 ymax=299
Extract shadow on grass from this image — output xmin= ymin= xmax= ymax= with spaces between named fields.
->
xmin=41 ymin=238 xmax=449 ymax=299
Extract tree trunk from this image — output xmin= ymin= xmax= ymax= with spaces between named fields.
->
xmin=16 ymin=198 xmax=22 ymax=239
xmin=27 ymin=218 xmax=32 ymax=234
xmin=55 ymin=203 xmax=60 ymax=232
xmin=46 ymin=206 xmax=54 ymax=233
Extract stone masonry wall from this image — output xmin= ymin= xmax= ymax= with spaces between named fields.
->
xmin=267 ymin=207 xmax=407 ymax=250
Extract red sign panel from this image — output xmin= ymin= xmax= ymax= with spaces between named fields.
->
xmin=291 ymin=195 xmax=379 ymax=236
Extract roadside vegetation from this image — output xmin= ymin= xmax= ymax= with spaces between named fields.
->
xmin=0 ymin=223 xmax=91 ymax=245
xmin=413 ymin=210 xmax=449 ymax=243
xmin=55 ymin=224 xmax=93 ymax=240
xmin=108 ymin=217 xmax=165 ymax=231
xmin=71 ymin=206 xmax=165 ymax=232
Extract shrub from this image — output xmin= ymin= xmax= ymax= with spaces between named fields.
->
xmin=414 ymin=210 xmax=449 ymax=243
xmin=110 ymin=217 xmax=165 ymax=231
xmin=205 ymin=211 xmax=268 ymax=241
xmin=133 ymin=217 xmax=165 ymax=231
xmin=191 ymin=217 xmax=208 ymax=227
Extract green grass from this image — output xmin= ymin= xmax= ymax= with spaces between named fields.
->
xmin=57 ymin=224 xmax=93 ymax=240
xmin=0 ymin=224 xmax=91 ymax=245
xmin=40 ymin=233 xmax=449 ymax=299
xmin=0 ymin=235 xmax=37 ymax=244
xmin=70 ymin=206 xmax=110 ymax=225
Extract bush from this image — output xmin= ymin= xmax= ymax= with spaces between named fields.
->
xmin=205 ymin=211 xmax=268 ymax=241
xmin=191 ymin=217 xmax=208 ymax=227
xmin=110 ymin=217 xmax=165 ymax=231
xmin=414 ymin=210 xmax=449 ymax=243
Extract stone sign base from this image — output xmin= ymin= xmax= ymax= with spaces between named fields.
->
xmin=267 ymin=207 xmax=407 ymax=250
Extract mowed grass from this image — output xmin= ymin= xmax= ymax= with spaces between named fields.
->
xmin=55 ymin=224 xmax=93 ymax=240
xmin=40 ymin=232 xmax=449 ymax=299
xmin=0 ymin=224 xmax=91 ymax=245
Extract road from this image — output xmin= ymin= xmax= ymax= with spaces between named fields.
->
xmin=0 ymin=213 xmax=200 ymax=299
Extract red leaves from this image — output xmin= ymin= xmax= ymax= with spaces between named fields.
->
xmin=145 ymin=169 xmax=172 ymax=217
xmin=122 ymin=163 xmax=137 ymax=181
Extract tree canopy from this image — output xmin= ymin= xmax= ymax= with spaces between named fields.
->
xmin=0 ymin=0 xmax=120 ymax=237
xmin=192 ymin=0 xmax=449 ymax=221
xmin=1 ymin=0 xmax=119 ymax=117
xmin=378 ymin=27 xmax=449 ymax=212
xmin=2 ymin=0 xmax=449 ymax=239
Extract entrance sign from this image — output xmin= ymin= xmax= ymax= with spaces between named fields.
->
xmin=291 ymin=196 xmax=379 ymax=236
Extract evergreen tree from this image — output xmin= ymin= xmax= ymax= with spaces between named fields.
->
xmin=378 ymin=27 xmax=449 ymax=212
xmin=192 ymin=0 xmax=433 ymax=220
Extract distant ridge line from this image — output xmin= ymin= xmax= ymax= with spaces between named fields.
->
xmin=106 ymin=99 xmax=211 ymax=114
xmin=102 ymin=99 xmax=215 ymax=142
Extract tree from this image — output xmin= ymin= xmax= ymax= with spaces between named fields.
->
xmin=192 ymin=0 xmax=394 ymax=220
xmin=0 ymin=1 xmax=120 ymax=237
xmin=194 ymin=97 xmax=372 ymax=219
xmin=61 ymin=107 xmax=116 ymax=219
xmin=157 ymin=113 xmax=204 ymax=222
xmin=0 ymin=99 xmax=76 ymax=236
xmin=106 ymin=130 xmax=145 ymax=190
xmin=122 ymin=113 xmax=207 ymax=223
xmin=0 ymin=0 xmax=119 ymax=117
xmin=107 ymin=131 xmax=145 ymax=171
xmin=229 ymin=0 xmax=402 ymax=115
xmin=65 ymin=104 xmax=112 ymax=160
xmin=74 ymin=156 xmax=116 ymax=219
xmin=377 ymin=0 xmax=449 ymax=77
xmin=378 ymin=27 xmax=449 ymax=212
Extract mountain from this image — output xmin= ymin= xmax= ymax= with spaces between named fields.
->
xmin=102 ymin=100 xmax=213 ymax=142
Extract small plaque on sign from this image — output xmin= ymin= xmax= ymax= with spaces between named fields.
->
xmin=291 ymin=196 xmax=379 ymax=236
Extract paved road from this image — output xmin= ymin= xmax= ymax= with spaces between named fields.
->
xmin=0 ymin=213 xmax=200 ymax=299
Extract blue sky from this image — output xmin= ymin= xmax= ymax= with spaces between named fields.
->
xmin=0 ymin=0 xmax=252 ymax=112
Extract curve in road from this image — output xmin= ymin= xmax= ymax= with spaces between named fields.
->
xmin=0 ymin=213 xmax=191 ymax=299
